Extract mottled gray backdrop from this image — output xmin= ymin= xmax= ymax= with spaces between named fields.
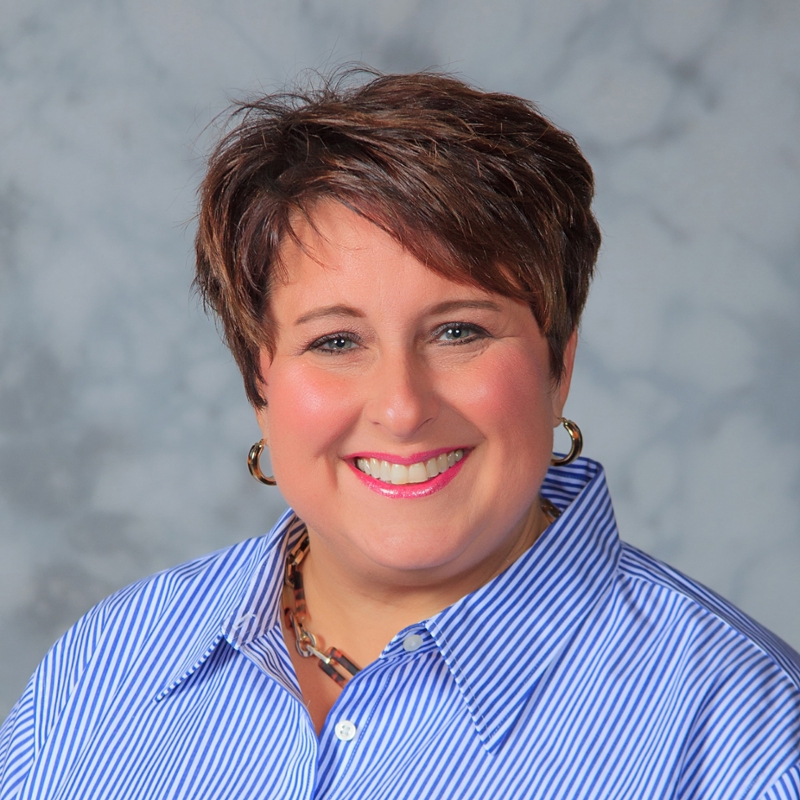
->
xmin=1 ymin=0 xmax=799 ymax=716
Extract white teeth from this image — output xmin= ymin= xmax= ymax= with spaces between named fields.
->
xmin=390 ymin=463 xmax=409 ymax=485
xmin=408 ymin=463 xmax=428 ymax=483
xmin=355 ymin=449 xmax=465 ymax=485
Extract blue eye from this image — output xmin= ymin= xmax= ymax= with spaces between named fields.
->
xmin=311 ymin=334 xmax=359 ymax=353
xmin=436 ymin=323 xmax=485 ymax=344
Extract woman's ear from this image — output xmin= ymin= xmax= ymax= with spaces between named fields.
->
xmin=254 ymin=405 xmax=269 ymax=441
xmin=552 ymin=329 xmax=578 ymax=422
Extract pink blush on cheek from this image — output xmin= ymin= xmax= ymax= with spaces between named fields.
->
xmin=449 ymin=349 xmax=553 ymax=425
xmin=263 ymin=363 xmax=361 ymax=458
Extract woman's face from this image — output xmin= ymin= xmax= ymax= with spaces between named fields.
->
xmin=256 ymin=201 xmax=575 ymax=587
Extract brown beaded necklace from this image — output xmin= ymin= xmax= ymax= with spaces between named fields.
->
xmin=283 ymin=534 xmax=360 ymax=686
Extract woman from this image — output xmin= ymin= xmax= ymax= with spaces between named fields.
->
xmin=1 ymin=71 xmax=799 ymax=799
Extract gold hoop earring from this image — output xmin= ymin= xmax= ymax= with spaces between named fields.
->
xmin=248 ymin=440 xmax=277 ymax=485
xmin=551 ymin=418 xmax=583 ymax=466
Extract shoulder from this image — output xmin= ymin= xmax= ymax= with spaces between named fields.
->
xmin=78 ymin=532 xmax=273 ymax=646
xmin=611 ymin=543 xmax=800 ymax=797
xmin=0 ymin=529 xmax=280 ymax=794
xmin=122 ymin=532 xmax=270 ymax=605
xmin=617 ymin=542 xmax=800 ymax=685
xmin=5 ymin=532 xmax=271 ymax=694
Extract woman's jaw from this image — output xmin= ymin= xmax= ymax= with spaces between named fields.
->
xmin=297 ymin=461 xmax=550 ymax=605
xmin=345 ymin=446 xmax=471 ymax=498
xmin=287 ymin=439 xmax=548 ymax=589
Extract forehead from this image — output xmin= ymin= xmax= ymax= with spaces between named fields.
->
xmin=272 ymin=201 xmax=497 ymax=314
xmin=278 ymin=201 xmax=404 ymax=277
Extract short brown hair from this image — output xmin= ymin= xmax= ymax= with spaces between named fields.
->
xmin=195 ymin=69 xmax=601 ymax=406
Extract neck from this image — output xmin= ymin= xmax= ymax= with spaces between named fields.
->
xmin=293 ymin=498 xmax=554 ymax=669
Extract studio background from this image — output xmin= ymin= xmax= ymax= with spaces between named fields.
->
xmin=1 ymin=0 xmax=798 ymax=717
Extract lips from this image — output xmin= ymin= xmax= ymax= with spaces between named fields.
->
xmin=345 ymin=447 xmax=470 ymax=499
xmin=354 ymin=449 xmax=465 ymax=485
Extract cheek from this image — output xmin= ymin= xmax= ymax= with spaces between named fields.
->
xmin=448 ymin=347 xmax=554 ymax=436
xmin=263 ymin=360 xmax=359 ymax=458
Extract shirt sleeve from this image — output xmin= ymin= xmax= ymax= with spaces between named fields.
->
xmin=0 ymin=603 xmax=106 ymax=798
xmin=761 ymin=763 xmax=800 ymax=800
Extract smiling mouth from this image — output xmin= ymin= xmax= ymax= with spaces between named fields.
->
xmin=354 ymin=449 xmax=465 ymax=486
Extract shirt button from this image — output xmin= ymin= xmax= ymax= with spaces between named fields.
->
xmin=402 ymin=633 xmax=424 ymax=652
xmin=334 ymin=720 xmax=357 ymax=742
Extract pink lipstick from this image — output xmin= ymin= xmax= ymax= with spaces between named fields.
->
xmin=345 ymin=448 xmax=471 ymax=499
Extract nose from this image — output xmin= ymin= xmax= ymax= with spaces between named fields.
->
xmin=365 ymin=349 xmax=440 ymax=439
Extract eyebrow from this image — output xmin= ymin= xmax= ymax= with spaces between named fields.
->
xmin=426 ymin=299 xmax=504 ymax=316
xmin=293 ymin=299 xmax=503 ymax=327
xmin=294 ymin=305 xmax=366 ymax=326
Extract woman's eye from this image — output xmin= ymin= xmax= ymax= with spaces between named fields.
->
xmin=435 ymin=323 xmax=486 ymax=344
xmin=311 ymin=334 xmax=359 ymax=353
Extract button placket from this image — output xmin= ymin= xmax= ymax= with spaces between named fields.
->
xmin=316 ymin=665 xmax=399 ymax=795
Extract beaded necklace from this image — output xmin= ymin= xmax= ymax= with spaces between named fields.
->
xmin=283 ymin=535 xmax=360 ymax=685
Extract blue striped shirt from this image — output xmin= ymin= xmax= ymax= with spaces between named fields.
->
xmin=1 ymin=458 xmax=799 ymax=798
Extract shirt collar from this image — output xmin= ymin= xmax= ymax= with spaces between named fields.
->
xmin=221 ymin=513 xmax=307 ymax=647
xmin=155 ymin=509 xmax=303 ymax=701
xmin=425 ymin=458 xmax=621 ymax=750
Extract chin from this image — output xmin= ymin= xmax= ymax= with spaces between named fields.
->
xmin=354 ymin=523 xmax=484 ymax=574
